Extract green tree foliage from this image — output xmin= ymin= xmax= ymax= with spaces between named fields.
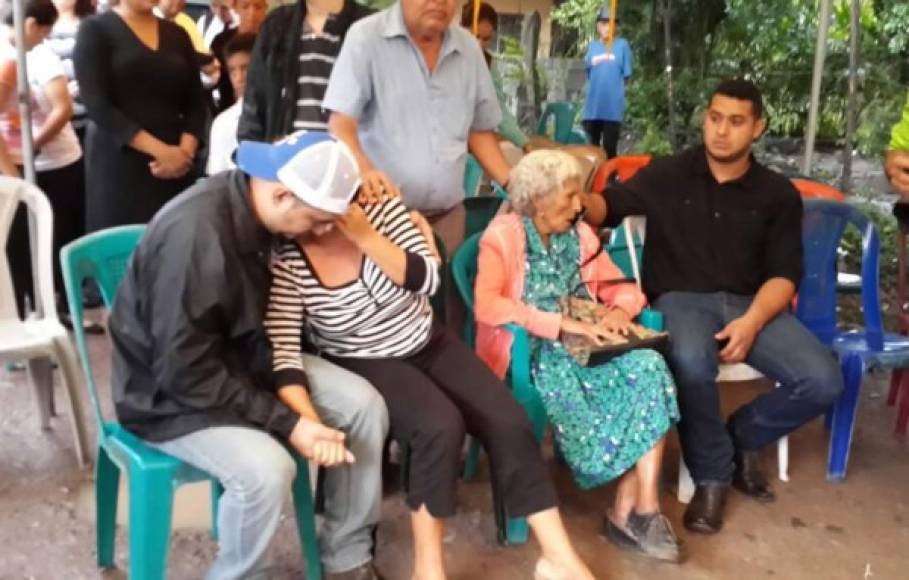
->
xmin=553 ymin=0 xmax=909 ymax=154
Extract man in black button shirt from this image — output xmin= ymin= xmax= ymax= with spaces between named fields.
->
xmin=585 ymin=80 xmax=843 ymax=535
xmin=110 ymin=132 xmax=389 ymax=579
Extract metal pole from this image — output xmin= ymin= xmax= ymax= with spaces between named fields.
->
xmin=802 ymin=0 xmax=833 ymax=176
xmin=840 ymin=0 xmax=861 ymax=193
xmin=12 ymin=0 xmax=35 ymax=183
xmin=662 ymin=0 xmax=677 ymax=152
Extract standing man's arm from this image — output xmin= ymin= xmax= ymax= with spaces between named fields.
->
xmin=716 ymin=192 xmax=803 ymax=363
xmin=468 ymin=131 xmax=510 ymax=185
xmin=885 ymin=92 xmax=909 ymax=198
xmin=323 ymin=23 xmax=401 ymax=199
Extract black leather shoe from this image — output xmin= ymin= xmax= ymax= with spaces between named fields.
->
xmin=683 ymin=484 xmax=728 ymax=535
xmin=733 ymin=450 xmax=776 ymax=503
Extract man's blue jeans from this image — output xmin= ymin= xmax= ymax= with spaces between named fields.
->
xmin=654 ymin=291 xmax=844 ymax=485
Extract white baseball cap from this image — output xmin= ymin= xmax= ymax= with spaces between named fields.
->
xmin=236 ymin=131 xmax=362 ymax=215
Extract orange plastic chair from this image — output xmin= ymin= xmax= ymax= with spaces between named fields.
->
xmin=590 ymin=155 xmax=652 ymax=193
xmin=791 ymin=178 xmax=847 ymax=202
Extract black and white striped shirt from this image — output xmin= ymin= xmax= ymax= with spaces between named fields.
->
xmin=293 ymin=20 xmax=342 ymax=132
xmin=265 ymin=198 xmax=440 ymax=387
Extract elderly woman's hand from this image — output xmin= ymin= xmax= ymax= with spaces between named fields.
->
xmin=599 ymin=307 xmax=635 ymax=336
xmin=560 ymin=317 xmax=623 ymax=347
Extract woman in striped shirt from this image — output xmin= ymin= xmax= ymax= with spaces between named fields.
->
xmin=265 ymin=134 xmax=594 ymax=580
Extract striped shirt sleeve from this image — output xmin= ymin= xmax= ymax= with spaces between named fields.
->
xmin=366 ymin=198 xmax=440 ymax=296
xmin=264 ymin=251 xmax=310 ymax=390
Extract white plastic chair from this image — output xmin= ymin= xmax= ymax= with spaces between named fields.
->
xmin=617 ymin=216 xmax=789 ymax=503
xmin=0 ymin=176 xmax=89 ymax=466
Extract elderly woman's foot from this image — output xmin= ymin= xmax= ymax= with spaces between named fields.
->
xmin=602 ymin=511 xmax=681 ymax=563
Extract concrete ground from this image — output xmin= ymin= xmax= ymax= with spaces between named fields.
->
xmin=1 ymin=326 xmax=908 ymax=580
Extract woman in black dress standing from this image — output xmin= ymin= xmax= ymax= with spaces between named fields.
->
xmin=73 ymin=0 xmax=206 ymax=230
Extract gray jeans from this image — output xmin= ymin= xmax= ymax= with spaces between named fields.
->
xmin=151 ymin=354 xmax=389 ymax=578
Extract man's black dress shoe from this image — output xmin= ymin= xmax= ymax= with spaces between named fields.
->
xmin=683 ymin=484 xmax=728 ymax=535
xmin=733 ymin=450 xmax=776 ymax=502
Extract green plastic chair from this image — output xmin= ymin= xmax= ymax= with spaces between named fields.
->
xmin=536 ymin=102 xmax=581 ymax=145
xmin=60 ymin=226 xmax=322 ymax=580
xmin=464 ymin=196 xmax=504 ymax=242
xmin=450 ymin=233 xmax=545 ymax=546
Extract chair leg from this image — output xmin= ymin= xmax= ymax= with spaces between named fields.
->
xmin=777 ymin=436 xmax=790 ymax=482
xmin=96 ymin=446 xmax=120 ymax=568
xmin=462 ymin=437 xmax=481 ymax=481
xmin=54 ymin=337 xmax=91 ymax=467
xmin=887 ymin=369 xmax=903 ymax=406
xmin=827 ymin=354 xmax=865 ymax=482
xmin=896 ymin=377 xmax=909 ymax=437
xmin=677 ymin=458 xmax=695 ymax=504
xmin=291 ymin=455 xmax=322 ymax=580
xmin=128 ymin=468 xmax=176 ymax=580
xmin=26 ymin=356 xmax=54 ymax=430
xmin=210 ymin=479 xmax=224 ymax=541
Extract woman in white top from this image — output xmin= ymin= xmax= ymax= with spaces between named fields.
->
xmin=0 ymin=0 xmax=85 ymax=318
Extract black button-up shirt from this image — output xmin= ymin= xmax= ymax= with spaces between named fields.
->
xmin=110 ymin=171 xmax=300 ymax=442
xmin=601 ymin=146 xmax=803 ymax=300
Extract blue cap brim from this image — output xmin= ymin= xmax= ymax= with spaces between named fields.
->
xmin=236 ymin=132 xmax=336 ymax=182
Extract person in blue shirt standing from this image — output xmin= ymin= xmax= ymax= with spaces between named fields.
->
xmin=582 ymin=6 xmax=632 ymax=159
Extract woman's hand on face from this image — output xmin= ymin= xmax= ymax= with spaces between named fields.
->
xmin=560 ymin=317 xmax=622 ymax=347
xmin=335 ymin=203 xmax=378 ymax=247
xmin=599 ymin=307 xmax=635 ymax=336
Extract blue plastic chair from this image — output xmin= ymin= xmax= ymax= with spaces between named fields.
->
xmin=60 ymin=226 xmax=322 ymax=580
xmin=796 ymin=199 xmax=909 ymax=481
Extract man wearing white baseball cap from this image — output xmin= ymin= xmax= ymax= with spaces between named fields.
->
xmin=109 ymin=131 xmax=389 ymax=580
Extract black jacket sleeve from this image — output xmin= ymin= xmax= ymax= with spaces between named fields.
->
xmin=148 ymin=221 xmax=299 ymax=438
xmin=237 ymin=8 xmax=291 ymax=143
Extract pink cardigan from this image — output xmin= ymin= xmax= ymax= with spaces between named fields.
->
xmin=474 ymin=213 xmax=648 ymax=379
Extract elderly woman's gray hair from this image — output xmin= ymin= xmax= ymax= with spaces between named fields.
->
xmin=507 ymin=150 xmax=582 ymax=214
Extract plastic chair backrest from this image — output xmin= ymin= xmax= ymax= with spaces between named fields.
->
xmin=536 ymin=102 xmax=577 ymax=144
xmin=464 ymin=196 xmax=504 ymax=240
xmin=0 ymin=176 xmax=56 ymax=322
xmin=464 ymin=154 xmax=484 ymax=198
xmin=792 ymin=178 xmax=846 ymax=202
xmin=60 ymin=225 xmax=146 ymax=436
xmin=796 ymin=199 xmax=881 ymax=349
xmin=591 ymin=155 xmax=652 ymax=193
xmin=452 ymin=233 xmax=482 ymax=311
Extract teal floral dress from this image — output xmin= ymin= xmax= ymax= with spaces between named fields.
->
xmin=521 ymin=217 xmax=680 ymax=489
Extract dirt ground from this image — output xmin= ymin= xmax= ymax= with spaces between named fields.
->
xmin=2 ymin=327 xmax=909 ymax=580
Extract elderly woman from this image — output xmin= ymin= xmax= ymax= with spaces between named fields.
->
xmin=475 ymin=150 xmax=681 ymax=562
xmin=265 ymin=133 xmax=594 ymax=580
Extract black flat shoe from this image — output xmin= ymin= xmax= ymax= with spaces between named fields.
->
xmin=733 ymin=450 xmax=776 ymax=503
xmin=683 ymin=484 xmax=728 ymax=535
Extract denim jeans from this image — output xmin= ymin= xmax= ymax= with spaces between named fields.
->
xmin=151 ymin=354 xmax=389 ymax=578
xmin=654 ymin=291 xmax=843 ymax=485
